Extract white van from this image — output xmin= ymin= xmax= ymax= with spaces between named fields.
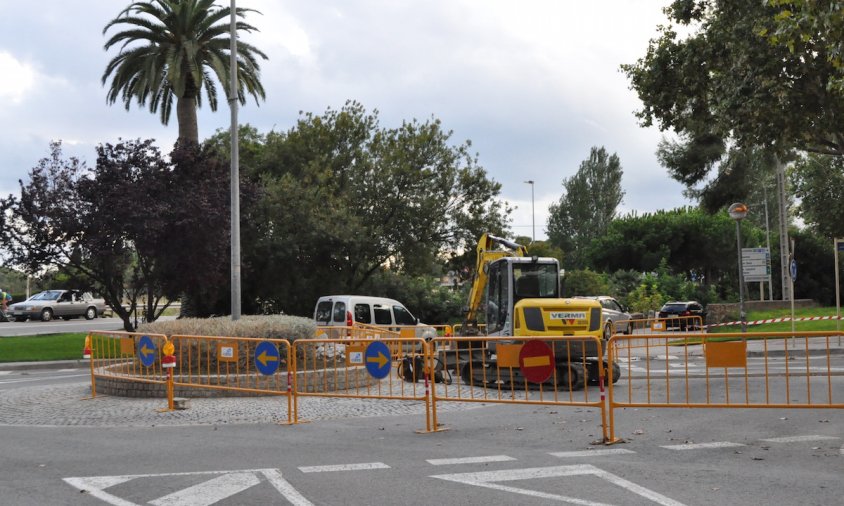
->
xmin=313 ymin=295 xmax=436 ymax=339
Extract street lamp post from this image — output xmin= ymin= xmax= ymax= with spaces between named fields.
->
xmin=729 ymin=203 xmax=749 ymax=332
xmin=524 ymin=180 xmax=535 ymax=243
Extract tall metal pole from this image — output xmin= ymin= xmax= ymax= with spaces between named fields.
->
xmin=729 ymin=203 xmax=748 ymax=333
xmin=524 ymin=180 xmax=535 ymax=243
xmin=229 ymin=0 xmax=241 ymax=320
xmin=763 ymin=185 xmax=773 ymax=300
xmin=775 ymin=157 xmax=791 ymax=301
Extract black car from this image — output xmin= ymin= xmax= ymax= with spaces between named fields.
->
xmin=657 ymin=301 xmax=706 ymax=330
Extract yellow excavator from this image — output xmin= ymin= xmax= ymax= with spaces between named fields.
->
xmin=454 ymin=233 xmax=620 ymax=389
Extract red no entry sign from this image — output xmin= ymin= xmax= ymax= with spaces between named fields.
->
xmin=519 ymin=340 xmax=555 ymax=384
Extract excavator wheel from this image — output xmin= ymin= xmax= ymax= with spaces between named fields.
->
xmin=555 ymin=362 xmax=587 ymax=391
xmin=586 ymin=360 xmax=622 ymax=385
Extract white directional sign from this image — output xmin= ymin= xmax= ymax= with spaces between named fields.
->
xmin=64 ymin=468 xmax=313 ymax=506
xmin=431 ymin=464 xmax=686 ymax=505
xmin=741 ymin=248 xmax=772 ymax=283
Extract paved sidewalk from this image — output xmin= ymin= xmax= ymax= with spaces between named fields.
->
xmin=0 ymin=381 xmax=486 ymax=428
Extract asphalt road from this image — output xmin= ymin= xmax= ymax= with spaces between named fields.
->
xmin=1 ymin=395 xmax=842 ymax=506
xmin=0 ymin=363 xmax=842 ymax=506
xmin=0 ymin=316 xmax=175 ymax=337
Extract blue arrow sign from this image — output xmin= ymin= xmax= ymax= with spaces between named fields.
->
xmin=254 ymin=341 xmax=280 ymax=376
xmin=137 ymin=335 xmax=156 ymax=367
xmin=364 ymin=341 xmax=391 ymax=379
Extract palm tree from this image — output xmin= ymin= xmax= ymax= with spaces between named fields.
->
xmin=102 ymin=0 xmax=267 ymax=144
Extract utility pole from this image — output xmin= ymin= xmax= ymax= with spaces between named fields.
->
xmin=524 ymin=180 xmax=535 ymax=243
xmin=775 ymin=157 xmax=791 ymax=301
xmin=229 ymin=0 xmax=241 ymax=320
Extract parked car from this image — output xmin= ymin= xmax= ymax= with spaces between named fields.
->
xmin=314 ymin=295 xmax=436 ymax=339
xmin=657 ymin=301 xmax=707 ymax=330
xmin=8 ymin=289 xmax=107 ymax=322
xmin=573 ymin=296 xmax=633 ymax=339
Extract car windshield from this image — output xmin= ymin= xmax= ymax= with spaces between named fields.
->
xmin=30 ymin=291 xmax=62 ymax=301
xmin=662 ymin=303 xmax=687 ymax=311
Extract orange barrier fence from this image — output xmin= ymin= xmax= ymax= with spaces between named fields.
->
xmin=607 ymin=331 xmax=844 ymax=442
xmin=291 ymin=337 xmax=432 ymax=432
xmin=428 ymin=336 xmax=610 ymax=440
xmin=87 ymin=331 xmax=173 ymax=408
xmin=169 ymin=335 xmax=293 ymax=423
xmin=315 ymin=325 xmax=400 ymax=341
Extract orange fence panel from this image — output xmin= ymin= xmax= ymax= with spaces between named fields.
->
xmin=429 ymin=335 xmax=610 ymax=441
xmin=87 ymin=331 xmax=171 ymax=407
xmin=607 ymin=331 xmax=844 ymax=442
xmin=292 ymin=337 xmax=432 ymax=432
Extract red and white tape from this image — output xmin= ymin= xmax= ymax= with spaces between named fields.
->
xmin=707 ymin=315 xmax=842 ymax=328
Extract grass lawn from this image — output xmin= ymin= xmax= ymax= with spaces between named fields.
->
xmin=0 ymin=333 xmax=88 ymax=362
xmin=709 ymin=306 xmax=842 ymax=333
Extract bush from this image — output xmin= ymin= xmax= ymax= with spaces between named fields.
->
xmin=138 ymin=314 xmax=315 ymax=341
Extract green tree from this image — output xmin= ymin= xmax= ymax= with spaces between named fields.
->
xmin=222 ymin=103 xmax=510 ymax=315
xmin=791 ymin=153 xmax=844 ymax=240
xmin=547 ymin=146 xmax=624 ymax=269
xmin=102 ymin=0 xmax=267 ymax=143
xmin=622 ymin=0 xmax=844 ymax=207
xmin=562 ymin=269 xmax=610 ymax=297
xmin=765 ymin=0 xmax=844 ymax=95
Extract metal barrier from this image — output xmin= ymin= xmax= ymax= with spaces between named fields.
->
xmin=315 ymin=325 xmax=400 ymax=341
xmin=87 ymin=331 xmax=172 ymax=408
xmin=429 ymin=335 xmax=609 ymax=440
xmin=607 ymin=331 xmax=844 ymax=442
xmin=291 ymin=337 xmax=432 ymax=432
xmin=169 ymin=335 xmax=293 ymax=423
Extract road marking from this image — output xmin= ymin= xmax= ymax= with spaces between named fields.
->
xmin=427 ymin=455 xmax=516 ymax=466
xmin=431 ymin=464 xmax=686 ymax=506
xmin=63 ymin=468 xmax=312 ymax=506
xmin=298 ymin=462 xmax=390 ymax=473
xmin=58 ymin=368 xmax=81 ymax=372
xmin=149 ymin=472 xmax=259 ymax=506
xmin=0 ymin=374 xmax=88 ymax=385
xmin=549 ymin=449 xmax=636 ymax=458
xmin=0 ymin=371 xmax=12 ymax=376
xmin=760 ymin=435 xmax=840 ymax=443
xmin=661 ymin=442 xmax=745 ymax=450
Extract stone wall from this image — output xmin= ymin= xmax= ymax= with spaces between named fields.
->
xmin=94 ymin=364 xmax=378 ymax=398
xmin=706 ymin=299 xmax=818 ymax=324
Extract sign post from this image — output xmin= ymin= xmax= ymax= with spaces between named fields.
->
xmin=836 ymin=239 xmax=843 ymax=344
xmin=790 ymin=257 xmax=797 ymax=337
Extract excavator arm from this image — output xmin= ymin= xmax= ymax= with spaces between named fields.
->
xmin=462 ymin=233 xmax=528 ymax=331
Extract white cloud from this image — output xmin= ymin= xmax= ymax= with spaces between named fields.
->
xmin=0 ymin=51 xmax=36 ymax=103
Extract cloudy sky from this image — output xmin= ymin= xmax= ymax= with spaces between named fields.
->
xmin=0 ymin=0 xmax=693 ymax=239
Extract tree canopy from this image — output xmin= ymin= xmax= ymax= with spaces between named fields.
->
xmin=623 ymin=0 xmax=844 ymax=208
xmin=207 ymin=102 xmax=511 ymax=315
xmin=0 ymin=140 xmax=233 ymax=330
xmin=102 ymin=0 xmax=267 ymax=143
xmin=547 ymin=146 xmax=624 ymax=269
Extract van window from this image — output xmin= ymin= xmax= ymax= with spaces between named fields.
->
xmin=332 ymin=302 xmax=347 ymax=323
xmin=354 ymin=304 xmax=371 ymax=324
xmin=373 ymin=305 xmax=392 ymax=325
xmin=315 ymin=301 xmax=332 ymax=324
xmin=393 ymin=305 xmax=416 ymax=325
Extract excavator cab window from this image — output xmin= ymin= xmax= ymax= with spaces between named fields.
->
xmin=513 ymin=263 xmax=559 ymax=301
xmin=485 ymin=260 xmax=509 ymax=334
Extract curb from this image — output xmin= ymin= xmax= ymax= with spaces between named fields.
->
xmin=0 ymin=359 xmax=88 ymax=371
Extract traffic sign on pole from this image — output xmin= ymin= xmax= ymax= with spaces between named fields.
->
xmin=518 ymin=340 xmax=555 ymax=384
xmin=790 ymin=258 xmax=797 ymax=281
xmin=137 ymin=335 xmax=156 ymax=367
xmin=364 ymin=341 xmax=391 ymax=379
xmin=255 ymin=341 xmax=280 ymax=376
